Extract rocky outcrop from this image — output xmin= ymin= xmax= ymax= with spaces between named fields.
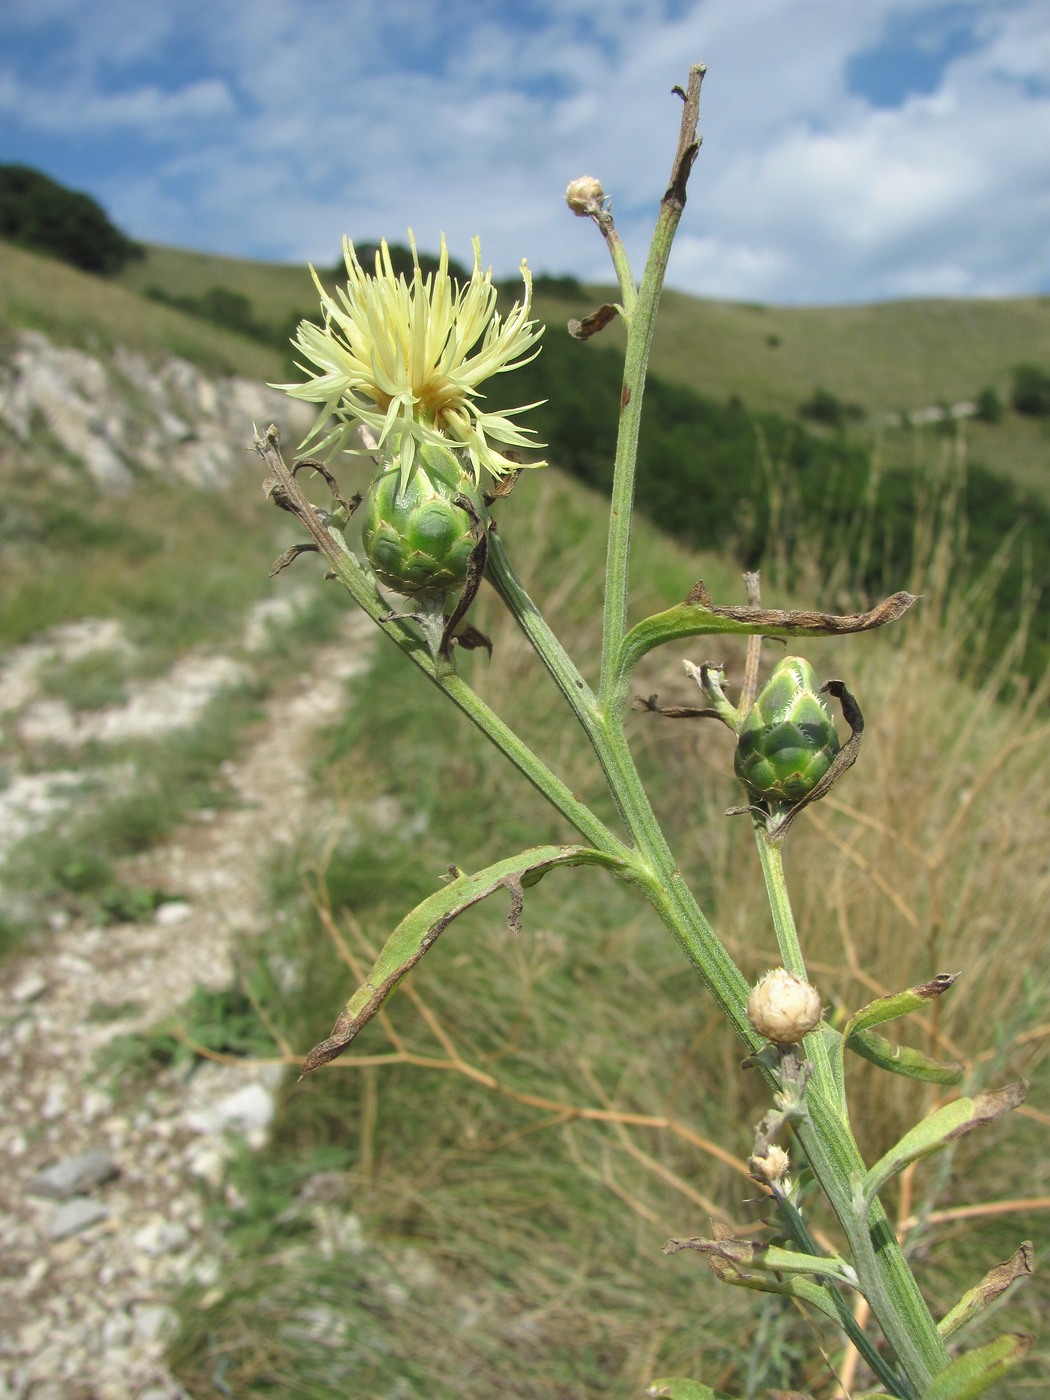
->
xmin=0 ymin=329 xmax=314 ymax=490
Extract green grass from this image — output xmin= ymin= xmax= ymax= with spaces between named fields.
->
xmin=129 ymin=465 xmax=1049 ymax=1398
xmin=4 ymin=231 xmax=1049 ymax=1394
xmin=0 ymin=240 xmax=285 ymax=379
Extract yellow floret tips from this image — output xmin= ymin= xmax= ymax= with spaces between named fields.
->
xmin=747 ymin=968 xmax=823 ymax=1045
xmin=279 ymin=232 xmax=547 ymax=485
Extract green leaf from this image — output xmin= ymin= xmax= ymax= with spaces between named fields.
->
xmin=620 ymin=589 xmax=916 ymax=674
xmin=845 ymin=1027 xmax=964 ymax=1085
xmin=859 ymin=1084 xmax=1028 ymax=1213
xmin=938 ymin=1243 xmax=1034 ymax=1339
xmin=646 ymin=1379 xmax=722 ymax=1399
xmin=298 ymin=844 xmax=629 ymax=1075
xmin=664 ymin=1235 xmax=859 ymax=1289
xmin=844 ymin=973 xmax=960 ymax=1040
xmin=921 ymin=1333 xmax=1033 ymax=1400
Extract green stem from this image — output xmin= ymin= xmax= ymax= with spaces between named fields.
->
xmin=753 ymin=825 xmax=841 ymax=1111
xmin=256 ymin=429 xmax=624 ymax=860
xmin=598 ymin=69 xmax=703 ymax=712
xmin=774 ymin=1191 xmax=909 ymax=1396
xmin=751 ymin=819 xmax=948 ymax=1389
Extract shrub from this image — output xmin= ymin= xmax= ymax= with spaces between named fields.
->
xmin=798 ymin=386 xmax=865 ymax=428
xmin=973 ymin=385 xmax=1004 ymax=423
xmin=0 ymin=164 xmax=143 ymax=275
xmin=1010 ymin=362 xmax=1050 ymax=417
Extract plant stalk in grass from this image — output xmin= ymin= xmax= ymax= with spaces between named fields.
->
xmin=263 ymin=63 xmax=1031 ymax=1400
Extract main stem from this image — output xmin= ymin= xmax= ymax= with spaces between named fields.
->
xmin=570 ymin=67 xmax=948 ymax=1392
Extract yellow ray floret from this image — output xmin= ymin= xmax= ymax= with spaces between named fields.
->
xmin=280 ymin=232 xmax=546 ymax=484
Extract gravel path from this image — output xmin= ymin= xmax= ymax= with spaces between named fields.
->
xmin=0 ymin=609 xmax=374 ymax=1400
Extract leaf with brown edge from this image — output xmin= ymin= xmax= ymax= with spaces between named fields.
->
xmin=299 ymin=844 xmax=630 ymax=1076
xmin=938 ymin=1242 xmax=1035 ymax=1339
xmin=859 ymin=1083 xmax=1029 ymax=1214
xmin=620 ymin=590 xmax=917 ymax=674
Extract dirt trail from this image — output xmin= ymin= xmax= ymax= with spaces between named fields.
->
xmin=0 ymin=609 xmax=373 ymax=1400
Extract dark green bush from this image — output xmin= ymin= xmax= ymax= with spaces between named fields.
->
xmin=974 ymin=385 xmax=1004 ymax=424
xmin=513 ymin=327 xmax=1050 ymax=678
xmin=0 ymin=164 xmax=143 ymax=274
xmin=1010 ymin=362 xmax=1050 ymax=417
xmin=798 ymin=386 xmax=866 ymax=428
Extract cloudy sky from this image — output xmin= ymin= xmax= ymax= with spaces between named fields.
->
xmin=2 ymin=0 xmax=1048 ymax=304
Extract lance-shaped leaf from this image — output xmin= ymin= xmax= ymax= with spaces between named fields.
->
xmin=664 ymin=1235 xmax=860 ymax=1290
xmin=677 ymin=1243 xmax=846 ymax=1327
xmin=646 ymin=1380 xmax=723 ymax=1400
xmin=620 ymin=586 xmax=916 ymax=675
xmin=844 ymin=973 xmax=960 ymax=1042
xmin=938 ymin=1242 xmax=1034 ymax=1340
xmin=836 ymin=974 xmax=963 ymax=1083
xmin=858 ymin=1083 xmax=1028 ymax=1214
xmin=845 ymin=1027 xmax=964 ymax=1086
xmin=299 ymin=844 xmax=628 ymax=1075
xmin=920 ymin=1333 xmax=1033 ymax=1400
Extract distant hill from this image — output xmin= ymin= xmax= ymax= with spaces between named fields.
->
xmin=0 ymin=234 xmax=1046 ymax=680
xmin=113 ymin=241 xmax=1050 ymax=501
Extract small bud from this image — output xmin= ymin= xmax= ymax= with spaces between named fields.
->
xmin=565 ymin=175 xmax=606 ymax=215
xmin=734 ymin=657 xmax=840 ymax=807
xmin=747 ymin=968 xmax=822 ymax=1045
xmin=749 ymin=1144 xmax=791 ymax=1187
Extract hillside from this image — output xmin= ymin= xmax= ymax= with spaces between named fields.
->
xmin=1 ymin=238 xmax=1047 ymax=1396
xmin=113 ymin=239 xmax=1050 ymax=499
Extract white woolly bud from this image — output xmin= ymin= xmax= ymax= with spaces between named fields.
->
xmin=747 ymin=968 xmax=822 ymax=1044
xmin=749 ymin=1144 xmax=791 ymax=1187
xmin=565 ymin=175 xmax=606 ymax=215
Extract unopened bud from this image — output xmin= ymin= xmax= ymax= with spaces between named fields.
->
xmin=749 ymin=1144 xmax=791 ymax=1187
xmin=735 ymin=657 xmax=840 ymax=807
xmin=747 ymin=968 xmax=822 ymax=1045
xmin=362 ymin=443 xmax=487 ymax=600
xmin=565 ymin=175 xmax=606 ymax=215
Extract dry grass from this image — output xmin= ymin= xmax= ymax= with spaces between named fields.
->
xmin=163 ymin=459 xmax=1050 ymax=1397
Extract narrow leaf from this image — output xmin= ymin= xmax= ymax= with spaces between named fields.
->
xmin=664 ymin=1235 xmax=858 ymax=1288
xmin=921 ymin=1333 xmax=1033 ymax=1400
xmin=860 ymin=1084 xmax=1028 ymax=1212
xmin=844 ymin=973 xmax=960 ymax=1041
xmin=845 ymin=1027 xmax=964 ymax=1085
xmin=938 ymin=1242 xmax=1035 ymax=1339
xmin=300 ymin=844 xmax=628 ymax=1075
xmin=621 ymin=590 xmax=916 ymax=672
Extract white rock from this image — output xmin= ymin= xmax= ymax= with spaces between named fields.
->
xmin=133 ymin=1303 xmax=179 ymax=1345
xmin=8 ymin=971 xmax=47 ymax=1005
xmin=48 ymin=1197 xmax=110 ymax=1240
xmin=185 ymin=1081 xmax=275 ymax=1143
xmin=154 ymin=901 xmax=193 ymax=927
xmin=132 ymin=1218 xmax=190 ymax=1258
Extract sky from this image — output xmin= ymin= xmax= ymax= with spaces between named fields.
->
xmin=2 ymin=0 xmax=1048 ymax=305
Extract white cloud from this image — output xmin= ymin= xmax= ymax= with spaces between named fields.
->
xmin=1 ymin=0 xmax=1047 ymax=303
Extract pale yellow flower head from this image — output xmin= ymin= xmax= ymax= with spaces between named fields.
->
xmin=281 ymin=233 xmax=546 ymax=485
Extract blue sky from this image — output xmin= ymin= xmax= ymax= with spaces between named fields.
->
xmin=2 ymin=0 xmax=1048 ymax=304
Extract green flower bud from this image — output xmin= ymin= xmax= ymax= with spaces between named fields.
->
xmin=734 ymin=657 xmax=840 ymax=806
xmin=362 ymin=443 xmax=488 ymax=600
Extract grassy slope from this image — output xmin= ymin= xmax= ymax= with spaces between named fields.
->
xmin=0 ymin=241 xmax=285 ymax=380
xmin=116 ymin=240 xmax=1050 ymax=498
xmin=534 ymin=287 xmax=1050 ymax=499
xmin=3 ymin=239 xmax=1047 ymax=1394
